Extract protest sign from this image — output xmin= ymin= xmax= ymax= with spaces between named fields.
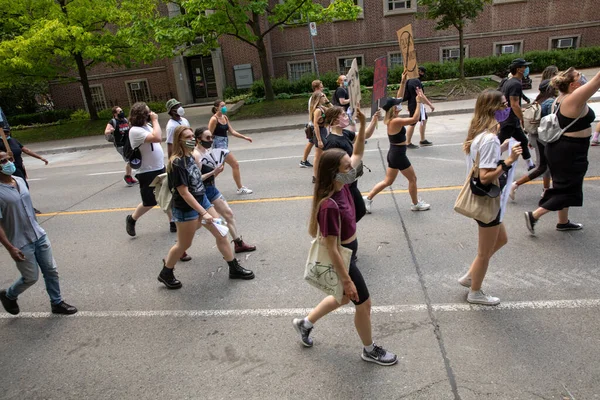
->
xmin=347 ymin=58 xmax=361 ymax=114
xmin=397 ymin=24 xmax=419 ymax=79
xmin=371 ymin=56 xmax=388 ymax=116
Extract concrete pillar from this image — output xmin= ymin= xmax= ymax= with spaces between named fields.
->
xmin=211 ymin=48 xmax=227 ymax=99
xmin=172 ymin=55 xmax=193 ymax=105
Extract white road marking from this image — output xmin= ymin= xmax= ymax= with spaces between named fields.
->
xmin=2 ymin=298 xmax=599 ymax=319
xmin=87 ymin=171 xmax=124 ymax=176
xmin=26 ymin=178 xmax=46 ymax=182
xmin=420 ymin=156 xmax=463 ymax=164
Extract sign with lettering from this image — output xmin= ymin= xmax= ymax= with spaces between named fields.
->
xmin=347 ymin=58 xmax=361 ymax=114
xmin=397 ymin=24 xmax=419 ymax=79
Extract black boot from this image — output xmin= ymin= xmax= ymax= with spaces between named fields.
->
xmin=158 ymin=261 xmax=182 ymax=289
xmin=227 ymin=259 xmax=255 ymax=280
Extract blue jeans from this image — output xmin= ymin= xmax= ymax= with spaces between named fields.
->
xmin=213 ymin=136 xmax=229 ymax=149
xmin=6 ymin=235 xmax=63 ymax=305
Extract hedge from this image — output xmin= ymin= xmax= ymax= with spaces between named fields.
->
xmin=246 ymin=46 xmax=600 ymax=98
xmin=7 ymin=109 xmax=74 ymax=126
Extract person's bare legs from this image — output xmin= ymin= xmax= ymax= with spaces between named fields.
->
xmin=307 ymin=295 xmax=350 ymax=324
xmin=406 ymin=124 xmax=416 ymax=145
xmin=470 ymin=224 xmax=503 ymax=291
xmin=125 ymin=163 xmax=132 ymax=177
xmin=201 ymin=221 xmax=235 ymax=261
xmin=165 ymin=220 xmax=197 ymax=268
xmin=212 ymin=198 xmax=239 ymax=240
xmin=399 ymin=166 xmax=418 ymax=205
xmin=354 ymin=298 xmax=373 ymax=346
xmin=131 ymin=204 xmax=153 ymax=221
xmin=367 ymin=168 xmax=399 ymax=200
xmin=225 ymin=153 xmax=243 ymax=190
xmin=313 ymin=147 xmax=323 ymax=179
xmin=465 ymin=223 xmax=507 ymax=280
xmin=302 ymin=142 xmax=314 ymax=163
xmin=419 ymin=120 xmax=427 ymax=142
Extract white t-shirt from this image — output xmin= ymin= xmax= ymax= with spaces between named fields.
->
xmin=166 ymin=117 xmax=190 ymax=144
xmin=129 ymin=125 xmax=165 ymax=174
xmin=466 ymin=132 xmax=501 ymax=176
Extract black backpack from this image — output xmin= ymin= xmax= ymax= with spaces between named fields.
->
xmin=497 ymin=77 xmax=508 ymax=92
xmin=121 ymin=129 xmax=142 ymax=169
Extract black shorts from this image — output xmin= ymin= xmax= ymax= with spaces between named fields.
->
xmin=387 ymin=144 xmax=411 ymax=171
xmin=475 ymin=210 xmax=502 ymax=228
xmin=408 ymin=105 xmax=427 ymax=126
xmin=136 ymin=167 xmax=165 ymax=207
xmin=341 ymin=239 xmax=369 ymax=305
xmin=310 ymin=126 xmax=328 ymax=146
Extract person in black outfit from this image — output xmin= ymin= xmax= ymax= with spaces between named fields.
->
xmin=104 ymin=106 xmax=138 ymax=186
xmin=323 ymin=106 xmax=378 ymax=222
xmin=332 ymin=75 xmax=350 ymax=112
xmin=405 ymin=66 xmax=435 ymax=149
xmin=498 ymin=58 xmax=535 ymax=169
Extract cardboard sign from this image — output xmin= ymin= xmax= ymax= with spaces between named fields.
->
xmin=397 ymin=24 xmax=419 ymax=79
xmin=371 ymin=56 xmax=388 ymax=116
xmin=347 ymin=58 xmax=361 ymax=113
xmin=0 ymin=129 xmax=12 ymax=157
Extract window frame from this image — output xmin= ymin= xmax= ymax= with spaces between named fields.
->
xmin=439 ymin=45 xmax=470 ymax=63
xmin=336 ymin=55 xmax=365 ymax=75
xmin=287 ymin=60 xmax=315 ymax=82
xmin=383 ymin=0 xmax=417 ymax=16
xmin=125 ymin=78 xmax=152 ymax=105
xmin=387 ymin=51 xmax=404 ymax=69
xmin=80 ymin=84 xmax=107 ymax=113
xmin=492 ymin=40 xmax=524 ymax=56
xmin=548 ymin=35 xmax=580 ymax=50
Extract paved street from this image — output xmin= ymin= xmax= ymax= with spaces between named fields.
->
xmin=2 ymin=112 xmax=600 ymax=399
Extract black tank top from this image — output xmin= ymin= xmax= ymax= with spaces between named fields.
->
xmin=388 ymin=126 xmax=407 ymax=144
xmin=213 ymin=118 xmax=229 ymax=137
xmin=558 ymin=106 xmax=596 ymax=133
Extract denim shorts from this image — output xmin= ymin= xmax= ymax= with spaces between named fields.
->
xmin=205 ymin=185 xmax=224 ymax=203
xmin=213 ymin=135 xmax=229 ymax=149
xmin=172 ymin=194 xmax=213 ymax=222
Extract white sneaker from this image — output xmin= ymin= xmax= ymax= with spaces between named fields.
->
xmin=509 ymin=182 xmax=518 ymax=201
xmin=410 ymin=199 xmax=430 ymax=211
xmin=237 ymin=186 xmax=253 ymax=195
xmin=458 ymin=274 xmax=471 ymax=288
xmin=363 ymin=196 xmax=372 ymax=214
xmin=467 ymin=290 xmax=500 ymax=306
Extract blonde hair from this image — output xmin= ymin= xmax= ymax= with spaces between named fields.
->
xmin=336 ymin=75 xmax=345 ymax=86
xmin=551 ymin=67 xmax=578 ymax=93
xmin=463 ymin=89 xmax=504 ymax=154
xmin=383 ymin=107 xmax=396 ymax=125
xmin=167 ymin=125 xmax=194 ymax=172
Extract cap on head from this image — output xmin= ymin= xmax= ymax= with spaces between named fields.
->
xmin=418 ymin=66 xmax=427 ymax=73
xmin=382 ymin=97 xmax=403 ymax=112
xmin=510 ymin=58 xmax=532 ymax=68
xmin=165 ymin=98 xmax=181 ymax=113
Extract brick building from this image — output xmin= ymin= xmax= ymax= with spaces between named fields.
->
xmin=50 ymin=0 xmax=600 ymax=111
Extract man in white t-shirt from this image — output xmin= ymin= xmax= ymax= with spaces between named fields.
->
xmin=125 ymin=102 xmax=170 ymax=237
xmin=165 ymin=98 xmax=190 ymax=158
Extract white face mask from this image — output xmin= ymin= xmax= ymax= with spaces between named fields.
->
xmin=176 ymin=107 xmax=185 ymax=117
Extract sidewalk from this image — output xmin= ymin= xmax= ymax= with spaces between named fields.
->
xmin=27 ymin=68 xmax=600 ymax=155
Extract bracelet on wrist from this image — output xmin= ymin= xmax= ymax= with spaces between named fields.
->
xmin=498 ymin=160 xmax=512 ymax=172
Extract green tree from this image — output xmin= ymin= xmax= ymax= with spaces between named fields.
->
xmin=0 ymin=0 xmax=161 ymax=120
xmin=161 ymin=0 xmax=362 ymax=101
xmin=418 ymin=0 xmax=491 ymax=79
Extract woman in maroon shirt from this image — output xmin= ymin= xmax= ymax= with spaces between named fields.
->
xmin=292 ymin=108 xmax=397 ymax=366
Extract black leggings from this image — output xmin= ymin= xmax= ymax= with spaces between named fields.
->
xmin=498 ymin=123 xmax=531 ymax=160
xmin=341 ymin=239 xmax=370 ymax=306
xmin=527 ymin=135 xmax=549 ymax=180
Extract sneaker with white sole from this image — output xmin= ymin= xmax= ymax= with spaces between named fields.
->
xmin=556 ymin=221 xmax=583 ymax=231
xmin=509 ymin=182 xmax=518 ymax=201
xmin=361 ymin=344 xmax=398 ymax=366
xmin=410 ymin=200 xmax=430 ymax=211
xmin=299 ymin=160 xmax=313 ymax=168
xmin=524 ymin=211 xmax=537 ymax=235
xmin=363 ymin=196 xmax=373 ymax=214
xmin=292 ymin=318 xmax=313 ymax=347
xmin=458 ymin=274 xmax=471 ymax=288
xmin=467 ymin=290 xmax=500 ymax=306
xmin=237 ymin=186 xmax=253 ymax=195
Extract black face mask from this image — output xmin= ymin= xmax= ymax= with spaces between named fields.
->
xmin=419 ymin=73 xmax=425 ymax=80
xmin=117 ymin=111 xmax=125 ymax=119
xmin=200 ymin=140 xmax=213 ymax=149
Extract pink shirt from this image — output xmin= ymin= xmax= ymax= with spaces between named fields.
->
xmin=318 ymin=185 xmax=356 ymax=241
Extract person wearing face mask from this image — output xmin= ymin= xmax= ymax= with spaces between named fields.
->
xmin=105 ymin=106 xmax=138 ymax=187
xmin=332 ymin=75 xmax=350 ymax=113
xmin=292 ymin=109 xmax=398 ymax=366
xmin=323 ymin=106 xmax=378 ymax=222
xmin=158 ymin=126 xmax=255 ymax=289
xmin=498 ymin=58 xmax=535 ymax=170
xmin=309 ymin=91 xmax=332 ymax=183
xmin=405 ymin=66 xmax=435 ymax=149
xmin=208 ymin=99 xmax=253 ymax=195
xmin=165 ymin=98 xmax=191 ymax=159
xmin=525 ymin=68 xmax=600 ymax=235
xmin=193 ymin=127 xmax=256 ymax=253
xmin=457 ymin=90 xmax=523 ymax=306
xmin=363 ymin=76 xmax=431 ymax=213
xmin=0 ymin=151 xmax=78 ymax=315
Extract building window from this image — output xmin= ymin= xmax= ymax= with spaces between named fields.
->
xmin=388 ymin=52 xmax=403 ymax=69
xmin=549 ymin=36 xmax=579 ymax=50
xmin=126 ymin=79 xmax=151 ymax=104
xmin=80 ymin=84 xmax=107 ymax=113
xmin=439 ymin=46 xmax=469 ymax=63
xmin=493 ymin=41 xmax=523 ymax=56
xmin=287 ymin=61 xmax=314 ymax=82
xmin=383 ymin=0 xmax=416 ymax=16
xmin=337 ymin=55 xmax=364 ymax=74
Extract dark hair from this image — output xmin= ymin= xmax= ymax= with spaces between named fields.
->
xmin=211 ymin=99 xmax=224 ymax=114
xmin=194 ymin=126 xmax=209 ymax=141
xmin=509 ymin=65 xmax=519 ymax=75
xmin=534 ymin=84 xmax=556 ymax=104
xmin=308 ymin=148 xmax=347 ymax=237
xmin=112 ymin=106 xmax=120 ymax=116
xmin=323 ymin=106 xmax=345 ymax=126
xmin=128 ymin=102 xmax=149 ymax=127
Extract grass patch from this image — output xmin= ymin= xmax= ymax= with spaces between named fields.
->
xmin=12 ymin=119 xmax=107 ymax=143
xmin=229 ymin=96 xmax=310 ymax=121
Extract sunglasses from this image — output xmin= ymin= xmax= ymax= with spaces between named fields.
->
xmin=0 ymin=156 xmax=14 ymax=165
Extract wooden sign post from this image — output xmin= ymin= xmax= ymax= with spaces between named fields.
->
xmin=397 ymin=24 xmax=419 ymax=79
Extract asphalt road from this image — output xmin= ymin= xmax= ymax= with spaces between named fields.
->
xmin=1 ymin=113 xmax=600 ymax=399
